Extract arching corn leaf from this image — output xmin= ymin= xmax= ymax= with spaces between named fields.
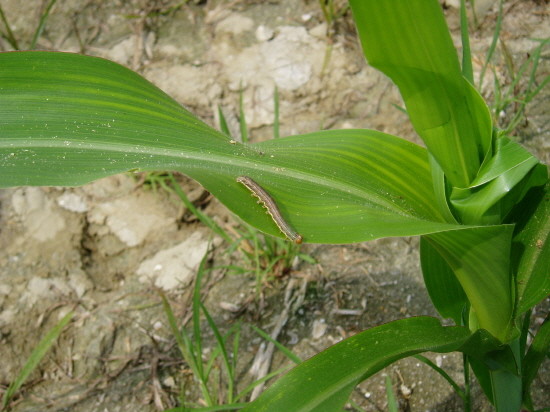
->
xmin=0 ymin=51 xmax=468 ymax=244
xmin=241 ymin=317 xmax=497 ymax=412
xmin=349 ymin=0 xmax=492 ymax=188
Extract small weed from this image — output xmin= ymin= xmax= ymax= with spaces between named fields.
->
xmin=1 ymin=311 xmax=73 ymax=411
xmin=317 ymin=0 xmax=350 ymax=75
xmin=217 ymin=87 xmax=314 ymax=295
xmin=229 ymin=224 xmax=314 ymax=297
xmin=318 ymin=0 xmax=350 ymax=38
xmin=133 ymin=168 xmax=313 ymax=298
xmin=491 ymin=37 xmax=549 ymax=135
xmin=476 ymin=0 xmax=550 ymax=135
xmin=0 ymin=0 xmax=58 ymax=50
xmin=159 ymin=252 xmax=296 ymax=410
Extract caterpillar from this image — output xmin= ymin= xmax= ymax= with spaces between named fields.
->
xmin=236 ymin=176 xmax=303 ymax=244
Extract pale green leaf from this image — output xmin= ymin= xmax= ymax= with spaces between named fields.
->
xmin=420 ymin=237 xmax=468 ymax=324
xmin=426 ymin=225 xmax=515 ymax=341
xmin=0 ymin=51 xmax=468 ymax=244
xmin=450 ymin=137 xmax=545 ymax=225
xmin=349 ymin=0 xmax=492 ymax=188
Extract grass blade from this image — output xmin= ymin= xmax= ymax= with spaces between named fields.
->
xmin=165 ymin=174 xmax=233 ymax=243
xmin=1 ymin=310 xmax=73 ymax=409
xmin=160 ymin=288 xmax=213 ymax=405
xmin=159 ymin=292 xmax=199 ymax=374
xmin=30 ymin=0 xmax=58 ymax=49
xmin=238 ymin=85 xmax=248 ymax=143
xmin=479 ymin=0 xmax=503 ymax=90
xmin=235 ymin=365 xmax=293 ymax=403
xmin=273 ymin=86 xmax=280 ymax=139
xmin=384 ymin=375 xmax=398 ymax=412
xmin=460 ymin=0 xmax=473 ymax=83
xmin=217 ymin=105 xmax=232 ymax=137
xmin=250 ymin=325 xmax=302 ymax=365
xmin=0 ymin=4 xmax=19 ymax=50
xmin=414 ymin=354 xmax=466 ymax=399
xmin=200 ymin=301 xmax=236 ymax=402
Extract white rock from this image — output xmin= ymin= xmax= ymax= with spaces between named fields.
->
xmin=311 ymin=318 xmax=327 ymax=339
xmin=57 ymin=192 xmax=88 ymax=213
xmin=136 ymin=232 xmax=208 ymax=290
xmin=256 ymin=25 xmax=274 ymax=42
xmin=11 ymin=188 xmax=66 ymax=242
xmin=88 ymin=194 xmax=176 ymax=247
xmin=216 ymin=13 xmax=254 ymax=35
xmin=68 ymin=269 xmax=93 ymax=298
xmin=105 ymin=36 xmax=135 ymax=66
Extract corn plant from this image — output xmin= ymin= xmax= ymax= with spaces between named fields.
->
xmin=0 ymin=1 xmax=548 ymax=411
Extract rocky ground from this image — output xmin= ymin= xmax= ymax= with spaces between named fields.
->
xmin=0 ymin=0 xmax=548 ymax=411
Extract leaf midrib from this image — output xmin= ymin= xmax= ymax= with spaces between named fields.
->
xmin=0 ymin=137 xmax=441 ymax=220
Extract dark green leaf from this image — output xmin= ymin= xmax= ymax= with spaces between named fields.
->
xmin=241 ymin=317 xmax=492 ymax=412
xmin=420 ymin=236 xmax=467 ymax=324
xmin=426 ymin=225 xmax=515 ymax=341
xmin=522 ymin=314 xmax=550 ymax=409
xmin=510 ymin=181 xmax=550 ymax=316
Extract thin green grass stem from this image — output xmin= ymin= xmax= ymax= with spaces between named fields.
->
xmin=0 ymin=4 xmax=19 ymax=50
xmin=234 ymin=365 xmax=293 ymax=403
xmin=479 ymin=0 xmax=503 ymax=91
xmin=460 ymin=0 xmax=473 ymax=83
xmin=273 ymin=86 xmax=280 ymax=139
xmin=200 ymin=301 xmax=236 ymax=403
xmin=348 ymin=399 xmax=367 ymax=412
xmin=239 ymin=85 xmax=248 ymax=143
xmin=414 ymin=354 xmax=466 ymax=400
xmin=1 ymin=310 xmax=73 ymax=410
xmin=30 ymin=0 xmax=58 ymax=50
xmin=192 ymin=255 xmax=210 ymax=403
xmin=250 ymin=325 xmax=302 ymax=365
xmin=501 ymin=39 xmax=550 ymax=134
xmin=217 ymin=105 xmax=232 ymax=137
xmin=463 ymin=353 xmax=471 ymax=412
xmin=160 ymin=292 xmax=211 ymax=404
xmin=384 ymin=375 xmax=398 ymax=412
xmin=166 ymin=174 xmax=233 ymax=243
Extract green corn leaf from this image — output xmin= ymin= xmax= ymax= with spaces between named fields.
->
xmin=510 ymin=181 xmax=550 ymax=316
xmin=241 ymin=317 xmax=497 ymax=412
xmin=349 ymin=0 xmax=492 ymax=188
xmin=420 ymin=236 xmax=468 ymax=324
xmin=522 ymin=314 xmax=550 ymax=410
xmin=428 ymin=152 xmax=458 ymax=224
xmin=450 ymin=137 xmax=546 ymax=225
xmin=426 ymin=225 xmax=515 ymax=341
xmin=0 ymin=51 xmax=471 ymax=244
